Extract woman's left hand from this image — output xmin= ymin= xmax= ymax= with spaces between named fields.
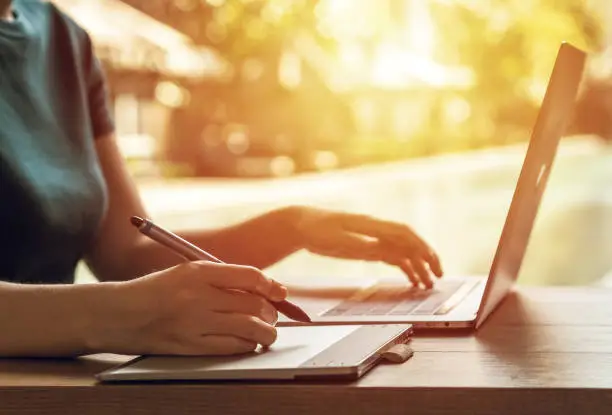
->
xmin=291 ymin=207 xmax=443 ymax=288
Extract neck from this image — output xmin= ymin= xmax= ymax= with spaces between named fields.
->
xmin=0 ymin=0 xmax=12 ymax=21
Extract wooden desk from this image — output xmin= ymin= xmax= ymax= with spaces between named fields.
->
xmin=1 ymin=286 xmax=612 ymax=415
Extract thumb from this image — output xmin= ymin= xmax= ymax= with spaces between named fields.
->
xmin=195 ymin=262 xmax=287 ymax=302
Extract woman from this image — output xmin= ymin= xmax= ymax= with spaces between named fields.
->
xmin=0 ymin=0 xmax=442 ymax=357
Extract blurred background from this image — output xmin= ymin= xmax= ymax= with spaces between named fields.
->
xmin=57 ymin=0 xmax=612 ymax=287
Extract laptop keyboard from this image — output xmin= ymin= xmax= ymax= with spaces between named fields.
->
xmin=321 ymin=282 xmax=466 ymax=317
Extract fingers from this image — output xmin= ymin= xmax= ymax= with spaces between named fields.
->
xmin=209 ymin=289 xmax=278 ymax=325
xmin=409 ymin=258 xmax=434 ymax=289
xmin=165 ymin=334 xmax=258 ymax=356
xmin=196 ymin=310 xmax=278 ymax=347
xmin=308 ymin=232 xmax=434 ymax=288
xmin=123 ymin=263 xmax=284 ymax=357
xmin=396 ymin=259 xmax=419 ymax=286
xmin=379 ymin=247 xmax=432 ymax=288
xmin=193 ymin=335 xmax=258 ymax=355
xmin=339 ymin=213 xmax=443 ymax=278
xmin=191 ymin=262 xmax=287 ymax=302
xmin=427 ymin=251 xmax=443 ymax=277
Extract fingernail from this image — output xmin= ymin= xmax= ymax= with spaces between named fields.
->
xmin=262 ymin=306 xmax=278 ymax=325
xmin=270 ymin=282 xmax=288 ymax=302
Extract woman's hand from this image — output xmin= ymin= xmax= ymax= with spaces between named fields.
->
xmin=292 ymin=206 xmax=443 ymax=288
xmin=89 ymin=261 xmax=286 ymax=356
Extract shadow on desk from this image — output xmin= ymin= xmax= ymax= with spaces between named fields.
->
xmin=0 ymin=354 xmax=130 ymax=387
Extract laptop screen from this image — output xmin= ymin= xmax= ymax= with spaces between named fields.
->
xmin=475 ymin=43 xmax=586 ymax=328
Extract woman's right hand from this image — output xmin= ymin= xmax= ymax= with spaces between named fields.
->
xmin=88 ymin=261 xmax=287 ymax=356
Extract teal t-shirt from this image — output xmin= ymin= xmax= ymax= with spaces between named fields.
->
xmin=0 ymin=0 xmax=114 ymax=284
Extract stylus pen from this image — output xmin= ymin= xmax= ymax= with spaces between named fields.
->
xmin=130 ymin=216 xmax=311 ymax=323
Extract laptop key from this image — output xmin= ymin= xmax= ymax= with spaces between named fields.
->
xmin=387 ymin=299 xmax=423 ymax=315
xmin=411 ymin=287 xmax=463 ymax=315
xmin=367 ymin=303 xmax=398 ymax=315
xmin=321 ymin=283 xmax=465 ymax=317
xmin=322 ymin=308 xmax=348 ymax=316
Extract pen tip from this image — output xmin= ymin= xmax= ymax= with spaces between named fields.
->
xmin=130 ymin=216 xmax=145 ymax=228
xmin=277 ymin=300 xmax=312 ymax=323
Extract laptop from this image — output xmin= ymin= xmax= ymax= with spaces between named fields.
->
xmin=279 ymin=42 xmax=586 ymax=330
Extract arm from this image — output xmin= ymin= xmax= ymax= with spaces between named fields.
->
xmin=85 ymin=135 xmax=304 ymax=282
xmin=168 ymin=207 xmax=302 ymax=268
xmin=88 ymin=135 xmax=442 ymax=285
xmin=0 ymin=264 xmax=286 ymax=357
xmin=81 ymin=18 xmax=440 ymax=285
xmin=0 ymin=281 xmax=120 ymax=357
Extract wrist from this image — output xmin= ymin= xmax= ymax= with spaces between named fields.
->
xmin=274 ymin=205 xmax=306 ymax=250
xmin=79 ymin=281 xmax=139 ymax=354
xmin=0 ymin=282 xmax=132 ymax=357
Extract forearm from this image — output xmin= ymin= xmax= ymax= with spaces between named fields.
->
xmin=0 ymin=281 xmax=121 ymax=357
xmin=180 ymin=205 xmax=303 ymax=268
xmin=115 ymin=206 xmax=303 ymax=280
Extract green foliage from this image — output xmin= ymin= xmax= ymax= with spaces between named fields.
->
xmin=154 ymin=0 xmax=604 ymax=157
xmin=202 ymin=0 xmax=320 ymax=60
xmin=430 ymin=0 xmax=604 ymax=146
xmin=205 ymin=0 xmax=603 ymax=148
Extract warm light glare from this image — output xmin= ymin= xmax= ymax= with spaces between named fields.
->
xmin=270 ymin=156 xmax=296 ymax=177
xmin=155 ymin=82 xmax=189 ymax=108
xmin=315 ymin=0 xmax=382 ymax=39
xmin=206 ymin=0 xmax=226 ymax=8
xmin=313 ymin=151 xmax=339 ymax=171
xmin=278 ymin=51 xmax=302 ymax=89
xmin=226 ymin=131 xmax=250 ymax=155
xmin=53 ymin=0 xmax=602 ymax=177
xmin=310 ymin=0 xmax=473 ymax=90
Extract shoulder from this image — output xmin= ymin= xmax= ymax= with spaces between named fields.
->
xmin=17 ymin=0 xmax=93 ymax=44
xmin=18 ymin=0 xmax=99 ymax=78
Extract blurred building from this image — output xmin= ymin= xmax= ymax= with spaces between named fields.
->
xmin=122 ymin=0 xmax=476 ymax=175
xmin=52 ymin=0 xmax=230 ymax=176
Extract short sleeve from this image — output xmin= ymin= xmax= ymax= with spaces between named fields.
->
xmin=82 ymin=32 xmax=115 ymax=139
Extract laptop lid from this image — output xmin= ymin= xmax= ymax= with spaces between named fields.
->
xmin=474 ymin=42 xmax=586 ymax=329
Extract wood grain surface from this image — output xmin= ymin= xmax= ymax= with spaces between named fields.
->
xmin=2 ymin=287 xmax=612 ymax=414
